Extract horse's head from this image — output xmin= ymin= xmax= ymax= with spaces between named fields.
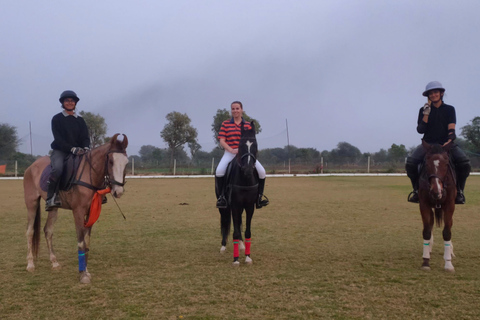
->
xmin=422 ymin=140 xmax=452 ymax=202
xmin=237 ymin=121 xmax=257 ymax=177
xmin=106 ymin=133 xmax=129 ymax=198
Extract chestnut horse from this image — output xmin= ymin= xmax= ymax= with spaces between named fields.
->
xmin=24 ymin=134 xmax=129 ymax=283
xmin=419 ymin=140 xmax=456 ymax=272
xmin=217 ymin=122 xmax=258 ymax=266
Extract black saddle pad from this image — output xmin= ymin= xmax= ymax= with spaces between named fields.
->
xmin=40 ymin=154 xmax=83 ymax=192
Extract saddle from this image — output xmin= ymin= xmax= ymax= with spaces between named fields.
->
xmin=40 ymin=154 xmax=83 ymax=192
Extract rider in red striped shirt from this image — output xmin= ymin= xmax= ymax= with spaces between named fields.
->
xmin=215 ymin=101 xmax=269 ymax=209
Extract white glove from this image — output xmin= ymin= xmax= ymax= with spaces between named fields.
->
xmin=71 ymin=147 xmax=85 ymax=155
xmin=423 ymin=103 xmax=431 ymax=116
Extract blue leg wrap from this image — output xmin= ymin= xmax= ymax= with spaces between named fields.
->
xmin=78 ymin=250 xmax=86 ymax=272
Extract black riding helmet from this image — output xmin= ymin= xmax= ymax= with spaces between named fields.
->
xmin=59 ymin=90 xmax=80 ymax=103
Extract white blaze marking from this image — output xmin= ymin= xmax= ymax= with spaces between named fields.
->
xmin=246 ymin=141 xmax=253 ymax=164
xmin=433 ymin=159 xmax=442 ymax=196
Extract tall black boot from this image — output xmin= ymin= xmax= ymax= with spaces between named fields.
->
xmin=406 ymin=162 xmax=419 ymax=203
xmin=45 ymin=180 xmax=61 ymax=211
xmin=455 ymin=162 xmax=471 ymax=204
xmin=256 ymin=178 xmax=269 ymax=209
xmin=216 ymin=176 xmax=227 ymax=209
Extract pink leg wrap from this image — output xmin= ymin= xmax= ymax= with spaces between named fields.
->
xmin=233 ymin=240 xmax=239 ymax=258
xmin=245 ymin=238 xmax=251 ymax=256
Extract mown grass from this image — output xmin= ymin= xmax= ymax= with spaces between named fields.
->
xmin=1 ymin=176 xmax=480 ymax=319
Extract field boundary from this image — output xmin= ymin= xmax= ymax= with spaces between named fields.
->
xmin=2 ymin=172 xmax=479 ymax=180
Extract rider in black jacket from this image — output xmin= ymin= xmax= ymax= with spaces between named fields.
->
xmin=45 ymin=90 xmax=90 ymax=211
xmin=406 ymin=81 xmax=470 ymax=204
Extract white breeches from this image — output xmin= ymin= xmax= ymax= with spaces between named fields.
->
xmin=215 ymin=150 xmax=266 ymax=179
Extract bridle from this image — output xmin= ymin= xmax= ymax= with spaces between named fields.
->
xmin=74 ymin=149 xmax=127 ymax=191
xmin=104 ymin=150 xmax=127 ymax=188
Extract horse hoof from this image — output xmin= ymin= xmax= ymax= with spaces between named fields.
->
xmin=421 ymin=266 xmax=431 ymax=271
xmin=220 ymin=246 xmax=226 ymax=254
xmin=232 ymin=261 xmax=240 ymax=267
xmin=26 ymin=265 xmax=35 ymax=272
xmin=239 ymin=241 xmax=245 ymax=251
xmin=245 ymin=256 xmax=253 ymax=265
xmin=52 ymin=262 xmax=61 ymax=270
xmin=79 ymin=273 xmax=91 ymax=284
xmin=445 ymin=267 xmax=455 ymax=273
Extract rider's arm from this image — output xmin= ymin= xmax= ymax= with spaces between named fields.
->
xmin=220 ymin=138 xmax=237 ymax=154
xmin=443 ymin=123 xmax=456 ymax=146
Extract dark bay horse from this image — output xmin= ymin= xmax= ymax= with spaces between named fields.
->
xmin=418 ymin=139 xmax=456 ymax=272
xmin=24 ymin=134 xmax=129 ymax=283
xmin=217 ymin=122 xmax=258 ymax=266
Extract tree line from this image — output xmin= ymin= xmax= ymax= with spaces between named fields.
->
xmin=2 ymin=112 xmax=480 ymax=172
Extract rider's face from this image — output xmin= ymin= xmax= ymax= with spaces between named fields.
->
xmin=231 ymin=103 xmax=243 ymax=118
xmin=428 ymin=90 xmax=443 ymax=103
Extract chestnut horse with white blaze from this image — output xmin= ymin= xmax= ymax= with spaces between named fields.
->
xmin=418 ymin=139 xmax=456 ymax=272
xmin=23 ymin=134 xmax=128 ymax=283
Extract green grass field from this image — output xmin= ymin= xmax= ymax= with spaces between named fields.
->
xmin=1 ymin=176 xmax=480 ymax=319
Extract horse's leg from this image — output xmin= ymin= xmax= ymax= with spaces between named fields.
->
xmin=73 ymin=208 xmax=90 ymax=284
xmin=84 ymin=227 xmax=92 ymax=278
xmin=26 ymin=196 xmax=41 ymax=272
xmin=231 ymin=207 xmax=243 ymax=266
xmin=420 ymin=204 xmax=434 ymax=270
xmin=44 ymin=208 xmax=61 ymax=269
xmin=443 ymin=203 xmax=455 ymax=273
xmin=220 ymin=208 xmax=230 ymax=253
xmin=244 ymin=203 xmax=255 ymax=265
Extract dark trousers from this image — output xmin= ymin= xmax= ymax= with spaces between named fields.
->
xmin=405 ymin=144 xmax=470 ymax=191
xmin=49 ymin=149 xmax=68 ymax=183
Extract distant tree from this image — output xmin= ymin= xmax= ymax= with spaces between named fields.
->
xmin=139 ymin=145 xmax=160 ymax=164
xmin=387 ymin=143 xmax=408 ymax=163
xmin=0 ymin=123 xmax=19 ymax=159
xmin=461 ymin=116 xmax=480 ymax=152
xmin=188 ymin=140 xmax=202 ymax=161
xmin=211 ymin=108 xmax=262 ymax=147
xmin=372 ymin=148 xmax=388 ymax=164
xmin=79 ymin=111 xmax=108 ymax=148
xmin=330 ymin=142 xmax=361 ymax=164
xmin=160 ymin=111 xmax=198 ymax=167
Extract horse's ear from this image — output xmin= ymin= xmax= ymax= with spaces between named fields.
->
xmin=110 ymin=133 xmax=120 ymax=146
xmin=122 ymin=134 xmax=128 ymax=150
xmin=421 ymin=139 xmax=431 ymax=152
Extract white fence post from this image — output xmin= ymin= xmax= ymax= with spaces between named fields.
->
xmin=173 ymin=159 xmax=176 ymax=176
xmin=15 ymin=161 xmax=18 ymax=177
xmin=132 ymin=157 xmax=134 ymax=175
xmin=211 ymin=157 xmax=215 ymax=175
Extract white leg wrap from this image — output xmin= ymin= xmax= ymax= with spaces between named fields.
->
xmin=444 ymin=240 xmax=455 ymax=271
xmin=444 ymin=241 xmax=454 ymax=261
xmin=423 ymin=239 xmax=431 ymax=259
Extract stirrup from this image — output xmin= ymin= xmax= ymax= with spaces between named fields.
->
xmin=455 ymin=191 xmax=465 ymax=205
xmin=45 ymin=198 xmax=61 ymax=211
xmin=407 ymin=191 xmax=419 ymax=203
xmin=216 ymin=196 xmax=227 ymax=209
xmin=256 ymin=194 xmax=269 ymax=209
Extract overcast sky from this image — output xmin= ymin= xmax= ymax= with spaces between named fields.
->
xmin=1 ymin=1 xmax=480 ymax=156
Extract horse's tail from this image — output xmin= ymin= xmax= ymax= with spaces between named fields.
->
xmin=434 ymin=207 xmax=444 ymax=227
xmin=32 ymin=198 xmax=41 ymax=258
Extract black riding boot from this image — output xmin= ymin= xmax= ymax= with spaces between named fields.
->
xmin=406 ymin=162 xmax=419 ymax=203
xmin=256 ymin=178 xmax=270 ymax=209
xmin=216 ymin=176 xmax=227 ymax=209
xmin=455 ymin=161 xmax=471 ymax=204
xmin=45 ymin=180 xmax=61 ymax=211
